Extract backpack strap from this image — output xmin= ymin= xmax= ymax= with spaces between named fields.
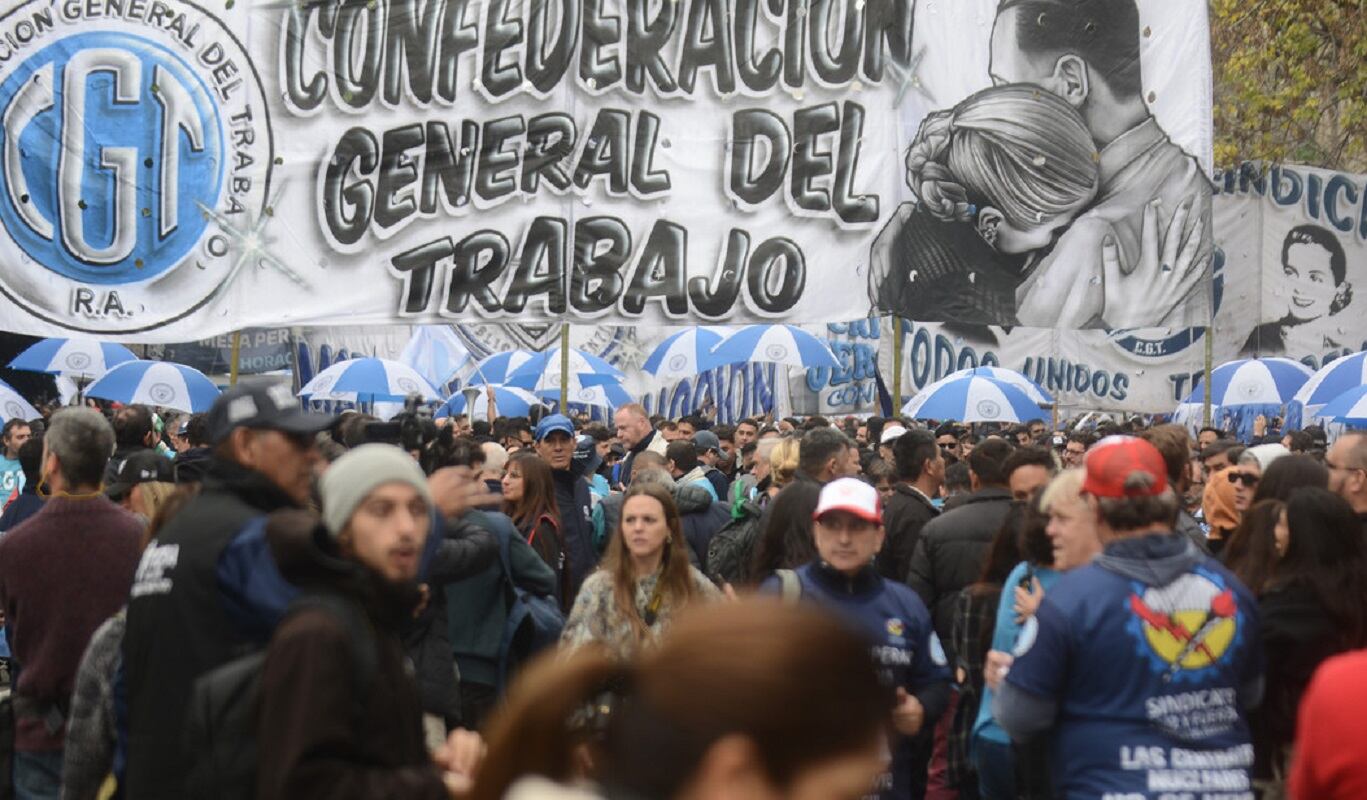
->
xmin=776 ymin=569 xmax=801 ymax=604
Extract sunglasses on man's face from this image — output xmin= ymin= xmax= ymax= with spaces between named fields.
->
xmin=1227 ymin=472 xmax=1259 ymax=488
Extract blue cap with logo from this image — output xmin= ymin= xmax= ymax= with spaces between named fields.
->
xmin=534 ymin=414 xmax=575 ymax=442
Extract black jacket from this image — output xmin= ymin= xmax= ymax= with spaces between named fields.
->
xmin=880 ymin=483 xmax=939 ymax=582
xmin=1252 ymin=581 xmax=1345 ymax=779
xmin=123 ymin=459 xmax=300 ymax=800
xmin=673 ymin=483 xmax=732 ymax=569
xmin=256 ymin=509 xmax=446 ymax=800
xmin=905 ymin=487 xmax=1014 ymax=655
xmin=401 ymin=514 xmax=497 ymax=725
xmin=550 ymin=465 xmax=597 ymax=603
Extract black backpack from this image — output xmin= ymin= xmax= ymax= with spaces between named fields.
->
xmin=184 ymin=593 xmax=377 ymax=800
xmin=706 ymin=499 xmax=764 ymax=586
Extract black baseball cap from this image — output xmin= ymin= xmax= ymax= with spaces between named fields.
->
xmin=206 ymin=384 xmax=335 ymax=445
xmin=106 ymin=450 xmax=174 ymax=499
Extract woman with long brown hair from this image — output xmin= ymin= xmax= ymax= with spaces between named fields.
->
xmin=470 ymin=600 xmax=893 ymax=800
xmin=503 ymin=452 xmax=568 ymax=609
xmin=560 ymin=483 xmax=720 ymax=659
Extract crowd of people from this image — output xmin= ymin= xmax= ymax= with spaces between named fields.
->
xmin=0 ymin=391 xmax=1364 ymax=799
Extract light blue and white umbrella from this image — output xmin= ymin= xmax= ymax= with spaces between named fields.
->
xmin=642 ymin=327 xmax=734 ymax=383
xmin=910 ymin=366 xmax=1054 ymax=409
xmin=1287 ymin=351 xmax=1367 ymax=428
xmin=709 ymin=325 xmax=840 ymax=371
xmin=902 ymin=375 xmax=1044 ymax=423
xmin=435 ymin=385 xmax=543 ymax=419
xmin=1182 ymin=357 xmax=1313 ymax=441
xmin=464 ymin=350 xmax=543 ymax=387
xmin=9 ymin=338 xmax=137 ymax=380
xmin=85 ymin=361 xmax=221 ymax=412
xmin=537 ymin=378 xmax=634 ymax=410
xmin=298 ymin=358 xmax=442 ymax=403
xmin=505 ymin=347 xmax=627 ymax=395
xmin=1315 ymin=385 xmax=1367 ymax=428
xmin=0 ymin=379 xmax=39 ymax=424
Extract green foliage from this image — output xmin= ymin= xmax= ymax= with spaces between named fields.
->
xmin=1211 ymin=0 xmax=1366 ymax=170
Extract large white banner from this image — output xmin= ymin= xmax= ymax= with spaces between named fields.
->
xmin=0 ymin=0 xmax=1212 ymax=340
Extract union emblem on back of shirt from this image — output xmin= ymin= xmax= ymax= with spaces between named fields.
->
xmin=1125 ymin=569 xmax=1242 ymax=682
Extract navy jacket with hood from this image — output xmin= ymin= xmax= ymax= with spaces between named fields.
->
xmin=996 ymin=532 xmax=1264 ymax=800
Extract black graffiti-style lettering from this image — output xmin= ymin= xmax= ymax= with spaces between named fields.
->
xmin=420 ymin=120 xmax=479 ymax=213
xmin=483 ymin=0 xmax=525 ymax=97
xmin=734 ymin=0 xmax=781 ymax=91
xmin=630 ymin=111 xmax=671 ymax=195
xmin=678 ymin=0 xmax=736 ymax=94
xmin=476 ymin=115 xmax=527 ymax=202
xmin=623 ymin=220 xmax=689 ymax=315
xmin=747 ymin=237 xmax=805 ymax=312
xmin=522 ymin=114 xmax=577 ymax=193
xmin=391 ymin=237 xmax=453 ymax=313
xmin=282 ymin=6 xmax=326 ymax=112
xmin=832 ymin=101 xmax=878 ymax=223
xmin=526 ymin=0 xmax=581 ymax=93
xmin=791 ymin=103 xmax=839 ymax=213
xmin=449 ymin=231 xmax=511 ymax=313
xmin=624 ymin=0 xmax=680 ymax=94
xmin=323 ymin=127 xmax=380 ymax=247
xmin=779 ymin=0 xmax=806 ymax=88
xmin=729 ymin=109 xmax=791 ymax=205
xmin=375 ymin=124 xmax=425 ymax=230
xmin=572 ymin=217 xmax=632 ymax=313
xmin=436 ymin=0 xmax=481 ymax=103
xmin=327 ymin=0 xmax=383 ymax=109
xmin=579 ymin=0 xmax=623 ymax=89
xmin=688 ymin=229 xmax=750 ymax=317
xmin=808 ymin=0 xmax=861 ymax=85
xmin=504 ymin=217 xmax=569 ymax=313
xmin=861 ymin=0 xmax=912 ymax=82
xmin=382 ymin=0 xmax=443 ymax=105
xmin=573 ymin=110 xmax=631 ymax=194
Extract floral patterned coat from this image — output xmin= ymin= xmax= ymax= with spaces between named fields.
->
xmin=561 ymin=566 xmax=721 ymax=659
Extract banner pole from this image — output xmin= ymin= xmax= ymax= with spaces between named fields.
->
xmin=891 ymin=318 xmax=903 ymax=418
xmin=228 ymin=330 xmax=243 ymax=387
xmin=560 ymin=323 xmax=570 ymax=413
xmin=1202 ymin=218 xmax=1215 ymax=428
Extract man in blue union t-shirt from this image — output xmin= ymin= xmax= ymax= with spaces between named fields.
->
xmin=995 ymin=437 xmax=1264 ymax=800
xmin=761 ymin=477 xmax=951 ymax=799
xmin=0 ymin=419 xmax=32 ymax=510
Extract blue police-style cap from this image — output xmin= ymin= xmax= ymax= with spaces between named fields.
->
xmin=534 ymin=414 xmax=575 ymax=442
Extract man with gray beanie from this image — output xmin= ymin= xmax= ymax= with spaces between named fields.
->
xmin=254 ymin=444 xmax=475 ymax=799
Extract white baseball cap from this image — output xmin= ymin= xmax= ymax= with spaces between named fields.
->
xmin=813 ymin=478 xmax=882 ymax=524
xmin=879 ymin=425 xmax=908 ymax=445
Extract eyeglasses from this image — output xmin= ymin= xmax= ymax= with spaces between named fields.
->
xmin=1227 ymin=472 xmax=1259 ymax=487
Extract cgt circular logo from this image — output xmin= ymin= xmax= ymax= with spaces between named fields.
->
xmin=0 ymin=1 xmax=270 ymax=333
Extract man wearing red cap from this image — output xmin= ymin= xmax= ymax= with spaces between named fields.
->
xmin=761 ymin=478 xmax=951 ymax=800
xmin=993 ymin=437 xmax=1264 ymax=799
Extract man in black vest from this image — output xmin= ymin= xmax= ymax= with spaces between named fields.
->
xmin=535 ymin=414 xmax=597 ymax=605
xmin=121 ymin=385 xmax=334 ymax=799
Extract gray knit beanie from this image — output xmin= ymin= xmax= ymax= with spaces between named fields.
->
xmin=319 ymin=444 xmax=432 ymax=537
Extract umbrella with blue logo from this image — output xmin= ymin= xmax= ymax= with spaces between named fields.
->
xmin=0 ymin=380 xmax=39 ymax=424
xmin=435 ymin=385 xmax=544 ymax=419
xmin=1314 ymin=385 xmax=1367 ymax=428
xmin=1181 ymin=357 xmax=1313 ymax=440
xmin=464 ymin=350 xmax=543 ymax=387
xmin=1287 ymin=351 xmax=1367 ymax=428
xmin=85 ymin=361 xmax=221 ymax=413
xmin=298 ymin=358 xmax=443 ymax=403
xmin=642 ymin=326 xmax=734 ymax=383
xmin=902 ymin=375 xmax=1045 ymax=423
xmin=9 ymin=338 xmax=137 ymax=380
xmin=709 ymin=325 xmax=840 ymax=371
xmin=504 ymin=347 xmax=627 ymax=398
xmin=537 ymin=377 xmax=634 ymax=411
xmin=909 ymin=366 xmax=1054 ymax=410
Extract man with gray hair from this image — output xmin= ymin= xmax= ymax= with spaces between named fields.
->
xmin=0 ymin=408 xmax=143 ymax=799
xmin=995 ymin=436 xmax=1264 ymax=798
